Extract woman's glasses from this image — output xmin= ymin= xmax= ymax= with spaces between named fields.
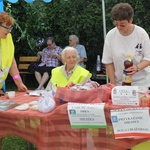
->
xmin=47 ymin=43 xmax=53 ymax=46
xmin=113 ymin=21 xmax=127 ymax=28
xmin=0 ymin=25 xmax=13 ymax=31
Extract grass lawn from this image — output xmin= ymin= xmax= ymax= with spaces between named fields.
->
xmin=1 ymin=75 xmax=38 ymax=150
xmin=2 ymin=136 xmax=37 ymax=150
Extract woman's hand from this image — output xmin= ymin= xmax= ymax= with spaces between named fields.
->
xmin=17 ymin=83 xmax=28 ymax=92
xmin=126 ymin=65 xmax=139 ymax=76
xmin=66 ymin=82 xmax=74 ymax=88
xmin=0 ymin=89 xmax=5 ymax=96
xmin=50 ymin=53 xmax=58 ymax=58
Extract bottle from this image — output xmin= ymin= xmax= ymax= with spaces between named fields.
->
xmin=122 ymin=54 xmax=133 ymax=86
xmin=96 ymin=55 xmax=101 ymax=74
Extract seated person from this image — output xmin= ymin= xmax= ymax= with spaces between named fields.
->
xmin=35 ymin=38 xmax=47 ymax=62
xmin=46 ymin=47 xmax=92 ymax=91
xmin=66 ymin=35 xmax=87 ymax=68
xmin=35 ymin=36 xmax=62 ymax=90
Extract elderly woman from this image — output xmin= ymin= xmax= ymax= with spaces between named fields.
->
xmin=46 ymin=47 xmax=92 ymax=90
xmin=0 ymin=12 xmax=27 ymax=94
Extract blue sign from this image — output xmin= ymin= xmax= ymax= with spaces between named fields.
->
xmin=0 ymin=0 xmax=52 ymax=12
xmin=0 ymin=0 xmax=3 ymax=12
xmin=25 ymin=0 xmax=34 ymax=2
xmin=8 ymin=0 xmax=18 ymax=3
xmin=43 ymin=0 xmax=52 ymax=2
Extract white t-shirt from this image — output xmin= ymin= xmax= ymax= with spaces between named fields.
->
xmin=102 ymin=25 xmax=150 ymax=87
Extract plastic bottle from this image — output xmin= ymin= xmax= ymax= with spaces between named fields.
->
xmin=96 ymin=55 xmax=101 ymax=74
xmin=122 ymin=54 xmax=133 ymax=86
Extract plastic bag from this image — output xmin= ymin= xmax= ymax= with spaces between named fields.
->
xmin=38 ymin=92 xmax=56 ymax=113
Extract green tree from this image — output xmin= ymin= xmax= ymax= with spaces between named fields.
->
xmin=4 ymin=0 xmax=150 ymax=70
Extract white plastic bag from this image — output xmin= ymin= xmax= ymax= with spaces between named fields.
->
xmin=38 ymin=92 xmax=56 ymax=113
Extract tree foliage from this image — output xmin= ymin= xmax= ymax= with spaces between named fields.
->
xmin=3 ymin=0 xmax=150 ymax=70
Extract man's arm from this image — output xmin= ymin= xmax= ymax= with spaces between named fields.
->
xmin=37 ymin=51 xmax=43 ymax=61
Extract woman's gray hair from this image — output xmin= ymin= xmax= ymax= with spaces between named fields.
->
xmin=69 ymin=35 xmax=79 ymax=44
xmin=61 ymin=47 xmax=79 ymax=59
xmin=47 ymin=36 xmax=55 ymax=43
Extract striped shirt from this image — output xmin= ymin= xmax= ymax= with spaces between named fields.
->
xmin=39 ymin=45 xmax=62 ymax=67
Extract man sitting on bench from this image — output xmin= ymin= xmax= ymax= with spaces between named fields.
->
xmin=35 ymin=36 xmax=62 ymax=90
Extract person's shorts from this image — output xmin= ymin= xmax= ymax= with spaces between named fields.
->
xmin=35 ymin=65 xmax=55 ymax=76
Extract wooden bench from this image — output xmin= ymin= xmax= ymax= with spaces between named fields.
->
xmin=18 ymin=56 xmax=39 ymax=84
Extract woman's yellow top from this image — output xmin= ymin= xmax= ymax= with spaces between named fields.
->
xmin=0 ymin=33 xmax=14 ymax=89
xmin=51 ymin=65 xmax=92 ymax=88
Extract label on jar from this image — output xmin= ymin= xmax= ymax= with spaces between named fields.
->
xmin=122 ymin=70 xmax=132 ymax=83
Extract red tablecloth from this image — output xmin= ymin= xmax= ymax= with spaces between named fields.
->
xmin=0 ymin=92 xmax=149 ymax=150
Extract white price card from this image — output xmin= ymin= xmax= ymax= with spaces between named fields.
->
xmin=67 ymin=103 xmax=107 ymax=129
xmin=112 ymin=86 xmax=139 ymax=106
xmin=111 ymin=107 xmax=150 ymax=139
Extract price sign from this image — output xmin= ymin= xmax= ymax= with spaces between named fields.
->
xmin=112 ymin=86 xmax=139 ymax=106
xmin=111 ymin=107 xmax=150 ymax=139
xmin=67 ymin=103 xmax=107 ymax=129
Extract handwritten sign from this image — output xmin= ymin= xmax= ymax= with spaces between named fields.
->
xmin=111 ymin=107 xmax=150 ymax=139
xmin=112 ymin=86 xmax=139 ymax=106
xmin=67 ymin=103 xmax=107 ymax=129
